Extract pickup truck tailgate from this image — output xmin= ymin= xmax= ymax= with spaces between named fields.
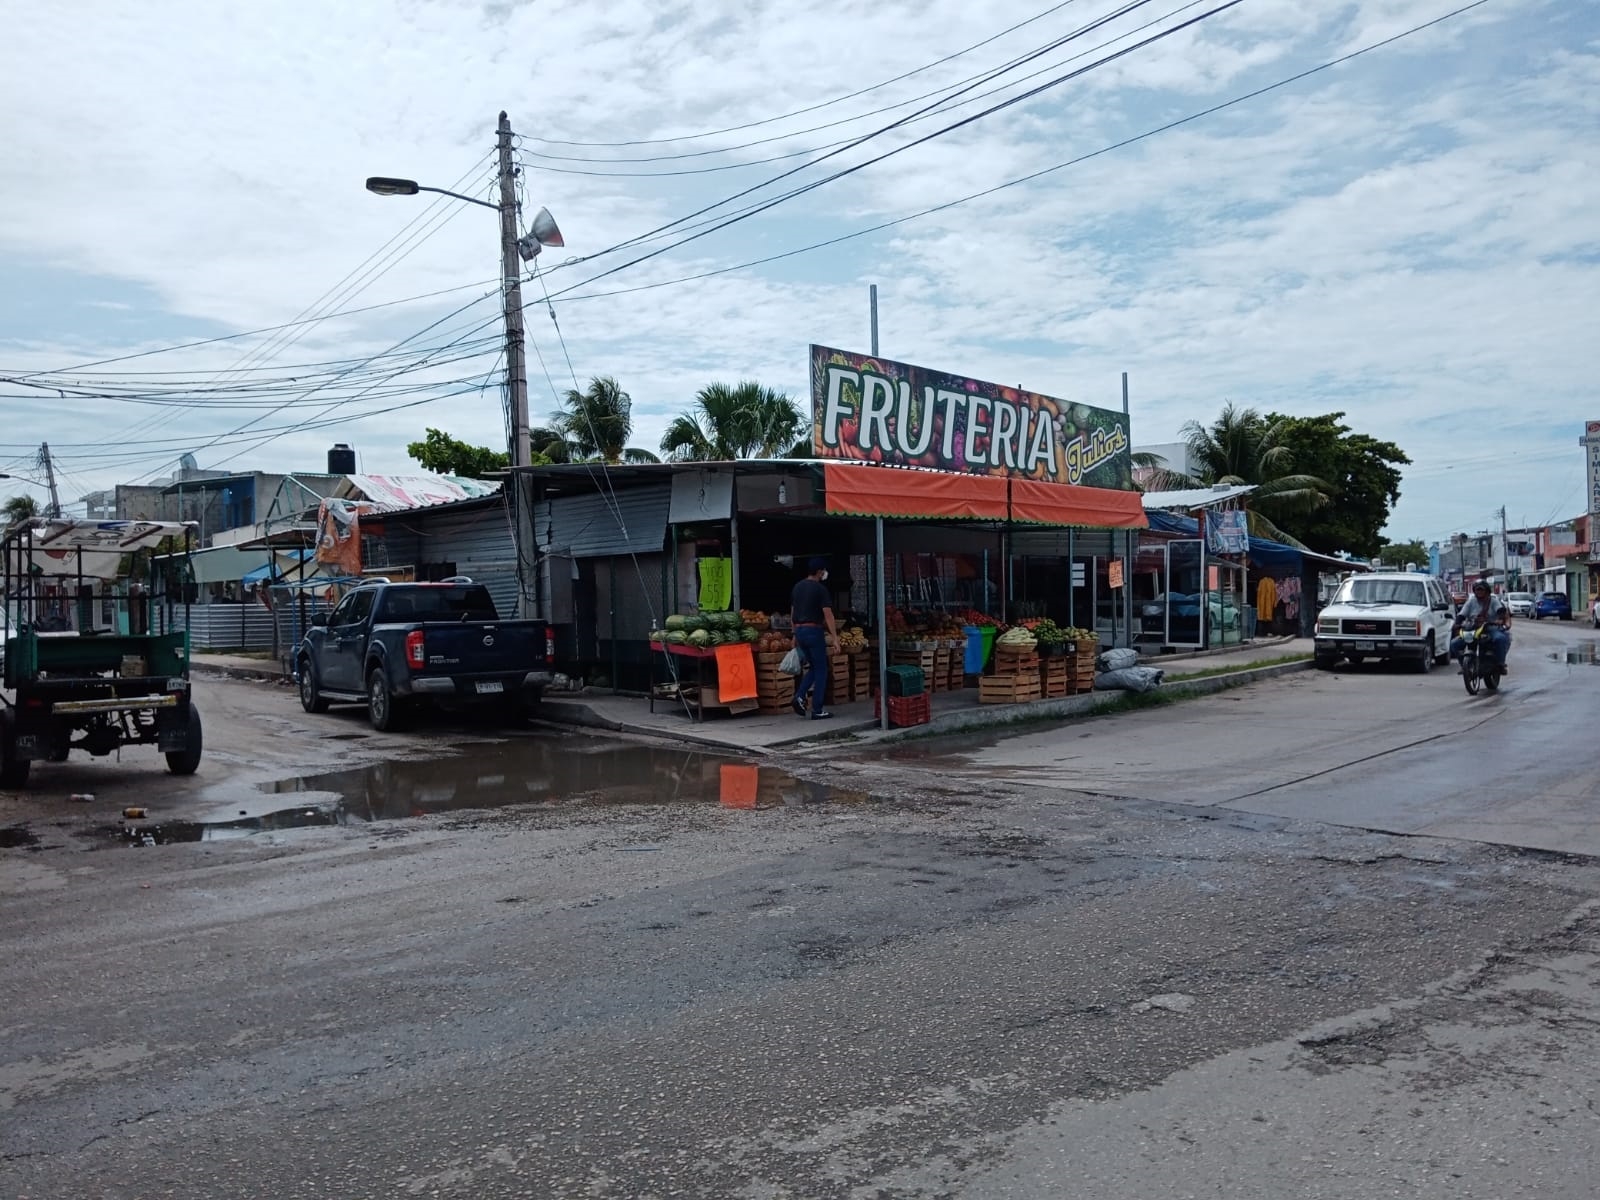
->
xmin=410 ymin=621 xmax=549 ymax=675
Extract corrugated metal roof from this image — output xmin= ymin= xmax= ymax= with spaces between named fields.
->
xmin=1141 ymin=484 xmax=1256 ymax=510
xmin=338 ymin=473 xmax=500 ymax=512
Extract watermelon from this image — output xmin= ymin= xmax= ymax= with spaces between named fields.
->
xmin=741 ymin=626 xmax=760 ymax=642
xmin=688 ymin=629 xmax=711 ymax=647
xmin=664 ymin=614 xmax=688 ymax=632
xmin=683 ymin=614 xmax=708 ymax=632
xmin=665 ymin=631 xmax=688 ymax=644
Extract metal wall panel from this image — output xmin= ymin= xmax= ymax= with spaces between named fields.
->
xmin=1010 ymin=529 xmax=1114 ymax=558
xmin=540 ymin=485 xmax=671 ymax=558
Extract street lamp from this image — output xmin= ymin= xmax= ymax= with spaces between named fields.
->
xmin=365 ymin=112 xmax=566 ymax=468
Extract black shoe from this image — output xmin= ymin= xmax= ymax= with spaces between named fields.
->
xmin=792 ymin=697 xmax=807 ymax=718
xmin=811 ymin=710 xmax=834 ymax=720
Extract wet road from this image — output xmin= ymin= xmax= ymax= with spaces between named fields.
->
xmin=2 ymin=626 xmax=1599 ymax=1198
xmin=880 ymin=618 xmax=1600 ymax=855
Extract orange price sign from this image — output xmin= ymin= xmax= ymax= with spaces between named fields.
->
xmin=713 ymin=643 xmax=758 ymax=701
xmin=1107 ymin=558 xmax=1124 ymax=590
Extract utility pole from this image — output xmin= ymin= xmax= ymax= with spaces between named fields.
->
xmin=1499 ymin=505 xmax=1510 ymax=589
xmin=497 ymin=111 xmax=531 ymax=468
xmin=38 ymin=442 xmax=61 ymax=518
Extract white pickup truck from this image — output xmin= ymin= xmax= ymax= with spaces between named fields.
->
xmin=1314 ymin=572 xmax=1455 ymax=673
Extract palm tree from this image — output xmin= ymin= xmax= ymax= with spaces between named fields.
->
xmin=659 ymin=381 xmax=804 ymax=461
xmin=556 ymin=376 xmax=659 ymax=464
xmin=3 ymin=493 xmax=39 ymax=530
xmin=1156 ymin=404 xmax=1333 ymax=546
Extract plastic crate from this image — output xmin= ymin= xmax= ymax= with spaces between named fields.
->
xmin=886 ymin=665 xmax=924 ymax=696
xmin=873 ymin=692 xmax=931 ymax=727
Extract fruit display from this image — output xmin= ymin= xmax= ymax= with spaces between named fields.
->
xmin=1021 ymin=618 xmax=1067 ymax=647
xmin=838 ymin=626 xmax=868 ymax=653
xmin=996 ymin=626 xmax=1037 ymax=648
xmin=756 ymin=631 xmax=795 ymax=653
xmin=740 ymin=609 xmax=770 ymax=631
xmin=651 ymin=610 xmax=769 ymax=648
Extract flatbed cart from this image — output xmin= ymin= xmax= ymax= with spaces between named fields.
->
xmin=0 ymin=518 xmax=201 ymax=789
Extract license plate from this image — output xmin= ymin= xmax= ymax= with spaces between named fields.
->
xmin=1354 ymin=640 xmax=1375 ymax=651
xmin=475 ymin=680 xmax=505 ymax=694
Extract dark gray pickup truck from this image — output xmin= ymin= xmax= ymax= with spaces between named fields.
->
xmin=295 ymin=579 xmax=553 ymax=730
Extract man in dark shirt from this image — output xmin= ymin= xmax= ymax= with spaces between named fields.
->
xmin=790 ymin=557 xmax=838 ymax=719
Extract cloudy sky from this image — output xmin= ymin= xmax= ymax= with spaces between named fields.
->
xmin=2 ymin=0 xmax=1595 ymax=546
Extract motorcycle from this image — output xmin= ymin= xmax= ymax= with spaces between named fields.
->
xmin=1458 ymin=624 xmax=1503 ymax=696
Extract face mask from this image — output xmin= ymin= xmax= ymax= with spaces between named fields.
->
xmin=820 ymin=570 xmax=829 ymax=582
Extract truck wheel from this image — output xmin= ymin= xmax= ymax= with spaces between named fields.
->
xmin=0 ymin=709 xmax=30 ymax=790
xmin=1314 ymin=653 xmax=1337 ymax=671
xmin=165 ymin=705 xmax=203 ymax=776
xmin=1415 ymin=636 xmax=1435 ymax=674
xmin=298 ymin=658 xmax=328 ymax=714
xmin=367 ymin=667 xmax=407 ymax=732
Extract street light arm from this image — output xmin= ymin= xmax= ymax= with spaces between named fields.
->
xmin=414 ymin=185 xmax=500 ymax=211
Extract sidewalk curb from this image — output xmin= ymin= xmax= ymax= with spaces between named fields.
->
xmin=1140 ymin=635 xmax=1299 ymax=667
xmin=192 ymin=663 xmax=288 ymax=684
xmin=832 ymin=657 xmax=1315 ymax=746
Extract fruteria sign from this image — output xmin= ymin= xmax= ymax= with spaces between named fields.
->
xmin=809 ymin=345 xmax=1133 ymax=489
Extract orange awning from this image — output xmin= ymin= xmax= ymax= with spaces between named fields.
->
xmin=1009 ymin=478 xmax=1148 ymax=529
xmin=823 ymin=463 xmax=1009 ymax=520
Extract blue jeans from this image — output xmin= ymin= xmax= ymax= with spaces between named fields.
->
xmin=1451 ymin=626 xmax=1510 ymax=667
xmin=795 ymin=625 xmax=828 ymax=712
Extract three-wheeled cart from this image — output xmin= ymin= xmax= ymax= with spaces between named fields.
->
xmin=0 ymin=519 xmax=201 ymax=789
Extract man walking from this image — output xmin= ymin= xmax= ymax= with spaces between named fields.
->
xmin=790 ymin=557 xmax=838 ymax=719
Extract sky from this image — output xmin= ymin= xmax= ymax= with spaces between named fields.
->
xmin=2 ymin=0 xmax=1596 ymax=547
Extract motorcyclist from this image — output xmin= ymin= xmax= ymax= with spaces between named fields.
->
xmin=1450 ymin=580 xmax=1511 ymax=672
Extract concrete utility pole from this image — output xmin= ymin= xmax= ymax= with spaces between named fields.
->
xmin=497 ymin=112 xmax=532 ymax=469
xmin=38 ymin=442 xmax=61 ymax=518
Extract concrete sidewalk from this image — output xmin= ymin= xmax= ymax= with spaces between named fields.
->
xmin=193 ymin=653 xmax=287 ymax=682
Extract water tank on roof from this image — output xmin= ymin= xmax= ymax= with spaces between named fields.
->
xmin=328 ymin=443 xmax=357 ymax=475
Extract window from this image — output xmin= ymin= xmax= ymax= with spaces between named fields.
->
xmin=1336 ymin=578 xmax=1428 ymax=607
xmin=375 ymin=585 xmax=498 ymax=623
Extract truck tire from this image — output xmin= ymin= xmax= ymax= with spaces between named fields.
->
xmin=367 ymin=667 xmax=407 ymax=732
xmin=0 ymin=709 xmax=30 ymax=790
xmin=1415 ymin=635 xmax=1435 ymax=674
xmin=165 ymin=704 xmax=203 ymax=776
xmin=298 ymin=657 xmax=329 ymax=714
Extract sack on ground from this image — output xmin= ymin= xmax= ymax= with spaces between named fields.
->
xmin=1095 ymin=666 xmax=1165 ymax=693
xmin=1098 ymin=647 xmax=1140 ymax=672
xmin=778 ymin=647 xmax=804 ymax=675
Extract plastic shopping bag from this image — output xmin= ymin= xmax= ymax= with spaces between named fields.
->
xmin=779 ymin=647 xmax=804 ymax=675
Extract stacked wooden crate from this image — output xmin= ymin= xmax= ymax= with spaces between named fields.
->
xmin=890 ymin=644 xmax=935 ymax=699
xmin=848 ymin=651 xmax=873 ymax=701
xmin=1039 ymin=656 xmax=1069 ymax=698
xmin=754 ymin=651 xmax=796 ymax=715
xmin=948 ymin=644 xmax=966 ymax=691
xmin=981 ymin=643 xmax=1043 ymax=704
xmin=823 ymin=653 xmax=851 ymax=707
xmin=1066 ymin=638 xmax=1098 ymax=694
xmin=929 ymin=646 xmax=953 ymax=693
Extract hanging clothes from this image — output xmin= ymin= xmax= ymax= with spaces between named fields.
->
xmin=1279 ymin=575 xmax=1301 ymax=621
xmin=1256 ymin=575 xmax=1279 ymax=620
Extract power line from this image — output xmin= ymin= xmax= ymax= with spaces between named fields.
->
xmin=543 ymin=0 xmax=1239 ymax=301
xmin=524 ymin=0 xmax=1084 ymax=150
xmin=551 ymin=0 xmax=1493 ymax=304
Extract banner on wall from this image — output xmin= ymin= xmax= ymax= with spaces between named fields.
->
xmin=1205 ymin=509 xmax=1249 ymax=555
xmin=809 ymin=345 xmax=1133 ymax=489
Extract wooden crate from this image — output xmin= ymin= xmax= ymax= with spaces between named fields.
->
xmin=993 ymin=646 xmax=1040 ymax=675
xmin=978 ymin=674 xmax=1043 ymax=705
xmin=1039 ymin=659 xmax=1069 ymax=699
xmin=948 ymin=657 xmax=966 ymax=690
xmin=929 ymin=648 xmax=952 ymax=693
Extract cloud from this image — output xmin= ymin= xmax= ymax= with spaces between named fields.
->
xmin=1 ymin=0 xmax=1596 ymax=543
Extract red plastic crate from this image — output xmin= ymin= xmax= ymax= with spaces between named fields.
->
xmin=873 ymin=692 xmax=931 ymax=728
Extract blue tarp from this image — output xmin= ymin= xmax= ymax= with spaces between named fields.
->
xmin=1145 ymin=511 xmax=1304 ymax=568
xmin=241 ymin=549 xmax=313 ymax=585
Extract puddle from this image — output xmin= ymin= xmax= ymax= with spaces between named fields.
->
xmin=1553 ymin=645 xmax=1599 ymax=665
xmin=1 ymin=826 xmax=41 ymax=849
xmin=270 ymin=735 xmax=862 ymax=822
xmin=111 ymin=806 xmax=343 ymax=846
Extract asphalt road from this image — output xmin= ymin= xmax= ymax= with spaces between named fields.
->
xmin=2 ymin=619 xmax=1598 ymax=1198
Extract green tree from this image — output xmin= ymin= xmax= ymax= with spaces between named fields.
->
xmin=1264 ymin=412 xmax=1410 ymax=559
xmin=557 ymin=376 xmax=660 ymax=464
xmin=1154 ymin=404 xmax=1334 ymax=546
xmin=405 ymin=429 xmax=510 ymax=478
xmin=1377 ymin=538 xmax=1429 ymax=569
xmin=659 ymin=381 xmax=803 ymax=461
xmin=3 ymin=493 xmax=39 ymax=530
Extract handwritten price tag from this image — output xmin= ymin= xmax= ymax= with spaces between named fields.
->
xmin=713 ymin=642 xmax=758 ymax=701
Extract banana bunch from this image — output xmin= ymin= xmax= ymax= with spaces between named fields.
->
xmin=838 ymin=626 xmax=869 ymax=653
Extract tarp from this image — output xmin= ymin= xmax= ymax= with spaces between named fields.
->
xmin=1010 ymin=478 xmax=1147 ymax=529
xmin=1145 ymin=511 xmax=1365 ymax=571
xmin=340 ymin=473 xmax=498 ymax=511
xmin=823 ymin=463 xmax=1009 ymax=520
xmin=14 ymin=519 xmax=194 ymax=579
xmin=188 ymin=544 xmax=270 ymax=585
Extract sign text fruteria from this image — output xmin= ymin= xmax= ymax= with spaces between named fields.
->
xmin=809 ymin=345 xmax=1133 ymax=489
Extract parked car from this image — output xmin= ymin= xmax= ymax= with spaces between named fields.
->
xmin=1532 ymin=592 xmax=1573 ymax=621
xmin=296 ymin=578 xmax=554 ymax=731
xmin=1505 ymin=591 xmax=1535 ymax=618
xmin=1313 ymin=572 xmax=1454 ymax=672
xmin=1592 ymin=596 xmax=1600 ymax=629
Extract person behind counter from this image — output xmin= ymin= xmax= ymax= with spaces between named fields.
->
xmin=790 ymin=556 xmax=838 ymax=720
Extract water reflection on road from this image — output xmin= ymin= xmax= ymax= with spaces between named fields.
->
xmin=268 ymin=734 xmax=862 ymax=824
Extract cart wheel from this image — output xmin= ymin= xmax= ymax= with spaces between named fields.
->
xmin=298 ymin=657 xmax=328 ymax=714
xmin=165 ymin=704 xmax=203 ymax=776
xmin=1 ymin=709 xmax=31 ymax=790
xmin=367 ymin=667 xmax=407 ymax=732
